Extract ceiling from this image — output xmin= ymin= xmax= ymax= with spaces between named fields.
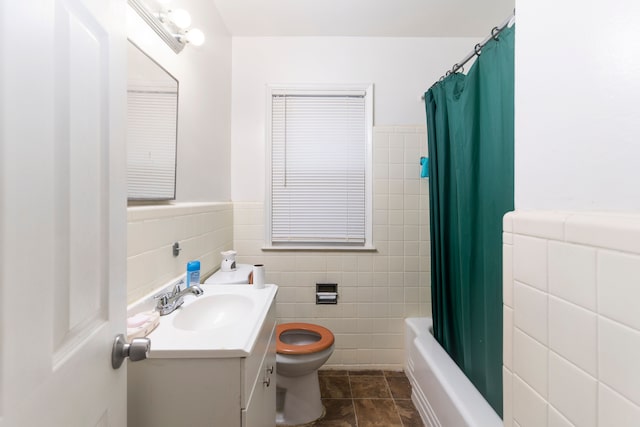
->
xmin=211 ymin=0 xmax=515 ymax=37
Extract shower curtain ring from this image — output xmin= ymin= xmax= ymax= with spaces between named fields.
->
xmin=445 ymin=70 xmax=451 ymax=77
xmin=474 ymin=43 xmax=482 ymax=56
xmin=491 ymin=26 xmax=500 ymax=40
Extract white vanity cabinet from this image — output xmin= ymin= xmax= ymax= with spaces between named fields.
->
xmin=128 ymin=299 xmax=277 ymax=427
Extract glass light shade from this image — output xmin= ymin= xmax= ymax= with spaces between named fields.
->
xmin=168 ymin=8 xmax=191 ymax=29
xmin=186 ymin=28 xmax=205 ymax=46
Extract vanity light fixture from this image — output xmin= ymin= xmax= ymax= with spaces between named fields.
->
xmin=165 ymin=8 xmax=192 ymax=29
xmin=128 ymin=0 xmax=205 ymax=53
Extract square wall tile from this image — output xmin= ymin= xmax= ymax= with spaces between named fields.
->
xmin=514 ymin=282 xmax=548 ymax=345
xmin=503 ymin=243 xmax=514 ymax=308
xmin=504 ymin=305 xmax=514 ymax=370
xmin=504 ymin=232 xmax=513 ymax=245
xmin=512 ymin=211 xmax=568 ymax=240
xmin=599 ymin=317 xmax=640 ymax=406
xmin=504 ymin=368 xmax=514 ymax=427
xmin=548 ymin=241 xmax=596 ymax=311
xmin=513 ymin=235 xmax=548 ymax=291
xmin=548 ymin=406 xmax=574 ymax=427
xmin=599 ymin=383 xmax=640 ymax=427
xmin=548 ymin=296 xmax=597 ymax=377
xmin=513 ymin=375 xmax=548 ymax=427
xmin=548 ymin=352 xmax=597 ymax=427
xmin=513 ymin=328 xmax=548 ymax=398
xmin=504 ymin=212 xmax=514 ymax=233
xmin=565 ymin=213 xmax=640 ymax=255
xmin=598 ymin=250 xmax=640 ymax=330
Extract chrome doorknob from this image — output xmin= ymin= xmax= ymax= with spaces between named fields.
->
xmin=111 ymin=333 xmax=150 ymax=369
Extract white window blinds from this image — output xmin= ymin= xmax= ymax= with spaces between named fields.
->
xmin=127 ymin=86 xmax=178 ymax=200
xmin=270 ymin=91 xmax=368 ymax=244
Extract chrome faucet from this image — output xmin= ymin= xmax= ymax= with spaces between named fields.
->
xmin=155 ymin=280 xmax=204 ymax=316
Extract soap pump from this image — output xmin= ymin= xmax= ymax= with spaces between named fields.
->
xmin=220 ymin=250 xmax=237 ymax=272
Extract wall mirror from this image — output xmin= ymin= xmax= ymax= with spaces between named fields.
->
xmin=127 ymin=41 xmax=178 ymax=200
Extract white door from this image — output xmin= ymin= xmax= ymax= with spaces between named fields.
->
xmin=0 ymin=0 xmax=127 ymax=426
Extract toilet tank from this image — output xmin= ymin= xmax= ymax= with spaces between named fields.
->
xmin=204 ymin=263 xmax=252 ymax=284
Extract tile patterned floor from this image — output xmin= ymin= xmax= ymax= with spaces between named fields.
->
xmin=300 ymin=370 xmax=424 ymax=427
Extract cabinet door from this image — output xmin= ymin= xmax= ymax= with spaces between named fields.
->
xmin=243 ymin=323 xmax=276 ymax=427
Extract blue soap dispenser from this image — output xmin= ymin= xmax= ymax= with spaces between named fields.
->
xmin=186 ymin=260 xmax=201 ymax=288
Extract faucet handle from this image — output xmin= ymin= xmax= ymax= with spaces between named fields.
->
xmin=154 ymin=293 xmax=169 ymax=307
xmin=171 ymin=282 xmax=182 ymax=296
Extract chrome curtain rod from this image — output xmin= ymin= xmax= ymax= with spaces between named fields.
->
xmin=425 ymin=10 xmax=515 ymax=93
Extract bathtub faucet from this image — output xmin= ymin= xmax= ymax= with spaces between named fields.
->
xmin=155 ymin=280 xmax=204 ymax=316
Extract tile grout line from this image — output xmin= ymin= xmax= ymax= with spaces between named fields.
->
xmin=386 ymin=374 xmax=405 ymax=427
xmin=347 ymin=371 xmax=359 ymax=427
xmin=318 ymin=370 xmax=420 ymax=427
xmin=385 ymin=373 xmax=406 ymax=427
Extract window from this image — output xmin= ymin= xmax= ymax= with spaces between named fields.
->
xmin=266 ymin=85 xmax=373 ymax=249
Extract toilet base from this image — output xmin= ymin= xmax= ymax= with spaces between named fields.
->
xmin=275 ymin=371 xmax=324 ymax=426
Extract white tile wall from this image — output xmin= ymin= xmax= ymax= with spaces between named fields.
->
xmin=513 ymin=328 xmax=548 ymax=398
xmin=599 ymin=383 xmax=640 ymax=427
xmin=548 ymin=352 xmax=597 ymax=427
xmin=233 ymin=126 xmax=430 ymax=369
xmin=513 ymin=374 xmax=548 ymax=427
xmin=548 ymin=406 xmax=573 ymax=427
xmin=514 ymin=281 xmax=548 ymax=345
xmin=513 ymin=235 xmax=548 ymax=291
xmin=127 ymin=202 xmax=233 ymax=304
xmin=504 ymin=211 xmax=640 ymax=427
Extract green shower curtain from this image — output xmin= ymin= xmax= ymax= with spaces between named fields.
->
xmin=424 ymin=25 xmax=514 ymax=417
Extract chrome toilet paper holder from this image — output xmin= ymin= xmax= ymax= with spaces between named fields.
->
xmin=316 ymin=283 xmax=338 ymax=304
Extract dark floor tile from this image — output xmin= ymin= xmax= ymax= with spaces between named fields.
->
xmin=353 ymin=399 xmax=403 ymax=427
xmin=310 ymin=399 xmax=357 ymax=427
xmin=394 ymin=399 xmax=425 ymax=427
xmin=387 ymin=375 xmax=412 ymax=399
xmin=319 ymin=375 xmax=352 ymax=399
xmin=348 ymin=369 xmax=384 ymax=376
xmin=349 ymin=376 xmax=391 ymax=399
xmin=319 ymin=369 xmax=348 ymax=376
xmin=383 ymin=370 xmax=406 ymax=378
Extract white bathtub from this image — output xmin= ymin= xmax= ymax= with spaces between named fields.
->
xmin=405 ymin=318 xmax=502 ymax=427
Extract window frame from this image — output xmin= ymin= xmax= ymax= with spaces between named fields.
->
xmin=264 ymin=83 xmax=374 ymax=251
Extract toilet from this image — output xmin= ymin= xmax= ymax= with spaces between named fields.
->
xmin=275 ymin=322 xmax=334 ymax=426
xmin=204 ymin=263 xmax=335 ymax=426
xmin=203 ymin=263 xmax=253 ymax=285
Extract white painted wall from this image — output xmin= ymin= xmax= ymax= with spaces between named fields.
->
xmin=230 ymin=36 xmax=477 ymax=201
xmin=515 ymin=0 xmax=640 ymax=211
xmin=127 ymin=0 xmax=231 ymax=202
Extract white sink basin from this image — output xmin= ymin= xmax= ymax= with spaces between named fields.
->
xmin=145 ymin=284 xmax=277 ymax=359
xmin=172 ymin=294 xmax=255 ymax=331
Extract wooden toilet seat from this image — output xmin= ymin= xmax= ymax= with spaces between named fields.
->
xmin=276 ymin=323 xmax=335 ymax=355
